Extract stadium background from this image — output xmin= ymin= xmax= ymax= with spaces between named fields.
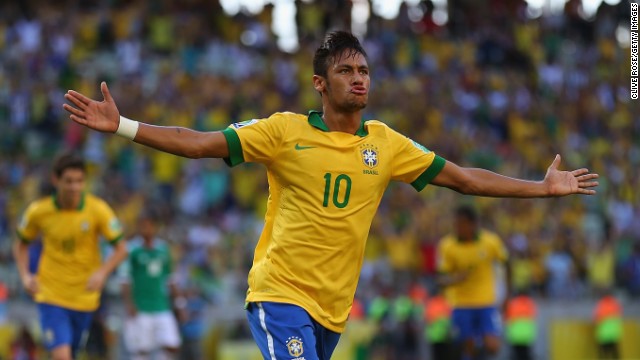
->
xmin=0 ymin=0 xmax=639 ymax=359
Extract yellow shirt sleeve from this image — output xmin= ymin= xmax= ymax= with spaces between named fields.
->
xmin=222 ymin=113 xmax=289 ymax=166
xmin=437 ymin=237 xmax=454 ymax=273
xmin=16 ymin=202 xmax=41 ymax=242
xmin=95 ymin=199 xmax=124 ymax=243
xmin=386 ymin=126 xmax=445 ymax=191
xmin=491 ymin=233 xmax=509 ymax=263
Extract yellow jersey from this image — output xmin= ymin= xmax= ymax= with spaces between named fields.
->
xmin=222 ymin=111 xmax=445 ymax=332
xmin=438 ymin=229 xmax=508 ymax=308
xmin=16 ymin=193 xmax=123 ymax=311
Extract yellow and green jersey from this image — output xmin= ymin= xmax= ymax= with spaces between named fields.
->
xmin=438 ymin=229 xmax=508 ymax=308
xmin=222 ymin=111 xmax=445 ymax=332
xmin=16 ymin=193 xmax=123 ymax=311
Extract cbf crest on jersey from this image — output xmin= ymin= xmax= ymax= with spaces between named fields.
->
xmin=359 ymin=143 xmax=379 ymax=168
xmin=230 ymin=119 xmax=258 ymax=129
xmin=286 ymin=336 xmax=304 ymax=358
xmin=81 ymin=221 xmax=89 ymax=232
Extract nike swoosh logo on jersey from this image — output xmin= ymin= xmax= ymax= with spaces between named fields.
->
xmin=295 ymin=143 xmax=316 ymax=150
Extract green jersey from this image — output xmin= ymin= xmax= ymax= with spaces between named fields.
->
xmin=126 ymin=239 xmax=173 ymax=313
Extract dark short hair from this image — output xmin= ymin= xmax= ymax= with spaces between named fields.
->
xmin=52 ymin=153 xmax=86 ymax=178
xmin=138 ymin=208 xmax=160 ymax=223
xmin=455 ymin=205 xmax=478 ymax=223
xmin=313 ymin=31 xmax=368 ymax=78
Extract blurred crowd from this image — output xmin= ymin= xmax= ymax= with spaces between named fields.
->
xmin=0 ymin=0 xmax=639 ymax=355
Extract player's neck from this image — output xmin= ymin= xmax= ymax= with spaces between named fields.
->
xmin=321 ymin=108 xmax=362 ymax=134
xmin=457 ymin=231 xmax=478 ymax=242
xmin=56 ymin=193 xmax=82 ymax=210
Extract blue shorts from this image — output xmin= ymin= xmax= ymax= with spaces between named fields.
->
xmin=38 ymin=303 xmax=93 ymax=352
xmin=246 ymin=302 xmax=341 ymax=360
xmin=452 ymin=306 xmax=502 ymax=342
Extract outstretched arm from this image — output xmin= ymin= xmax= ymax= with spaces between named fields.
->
xmin=432 ymin=155 xmax=598 ymax=197
xmin=63 ymin=82 xmax=229 ymax=159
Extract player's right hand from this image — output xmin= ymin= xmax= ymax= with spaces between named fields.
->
xmin=62 ymin=81 xmax=120 ymax=134
xmin=21 ymin=274 xmax=38 ymax=296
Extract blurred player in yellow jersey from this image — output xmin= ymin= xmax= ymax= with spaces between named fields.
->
xmin=63 ymin=31 xmax=598 ymax=360
xmin=13 ymin=154 xmax=128 ymax=360
xmin=438 ymin=205 xmax=509 ymax=360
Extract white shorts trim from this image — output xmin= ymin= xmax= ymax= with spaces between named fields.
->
xmin=258 ymin=303 xmax=277 ymax=360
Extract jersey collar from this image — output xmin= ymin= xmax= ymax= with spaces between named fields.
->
xmin=457 ymin=231 xmax=480 ymax=242
xmin=308 ymin=110 xmax=368 ymax=137
xmin=53 ymin=193 xmax=85 ymax=211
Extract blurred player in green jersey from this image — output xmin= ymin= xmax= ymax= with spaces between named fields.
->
xmin=63 ymin=31 xmax=598 ymax=360
xmin=121 ymin=211 xmax=182 ymax=360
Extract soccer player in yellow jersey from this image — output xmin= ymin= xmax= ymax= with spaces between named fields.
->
xmin=13 ymin=154 xmax=128 ymax=360
xmin=438 ymin=205 xmax=509 ymax=360
xmin=62 ymin=31 xmax=598 ymax=360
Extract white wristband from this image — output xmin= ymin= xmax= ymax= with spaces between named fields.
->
xmin=116 ymin=116 xmax=139 ymax=140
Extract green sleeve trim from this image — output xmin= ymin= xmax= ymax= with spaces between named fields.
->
xmin=108 ymin=234 xmax=124 ymax=246
xmin=222 ymin=128 xmax=245 ymax=167
xmin=411 ymin=155 xmax=446 ymax=192
xmin=15 ymin=230 xmax=32 ymax=244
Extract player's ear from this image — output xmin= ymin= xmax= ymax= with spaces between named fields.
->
xmin=313 ymin=75 xmax=325 ymax=93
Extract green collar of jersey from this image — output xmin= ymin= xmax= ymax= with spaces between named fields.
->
xmin=308 ymin=110 xmax=368 ymax=137
xmin=457 ymin=231 xmax=480 ymax=242
xmin=53 ymin=192 xmax=85 ymax=211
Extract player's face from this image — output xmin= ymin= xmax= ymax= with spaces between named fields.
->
xmin=139 ymin=218 xmax=157 ymax=239
xmin=320 ymin=51 xmax=370 ymax=112
xmin=53 ymin=168 xmax=85 ymax=206
xmin=455 ymin=216 xmax=477 ymax=241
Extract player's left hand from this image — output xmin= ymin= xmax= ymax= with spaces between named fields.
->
xmin=86 ymin=270 xmax=108 ymax=291
xmin=544 ymin=154 xmax=599 ymax=196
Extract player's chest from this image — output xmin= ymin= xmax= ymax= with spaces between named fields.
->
xmin=454 ymin=244 xmax=492 ymax=266
xmin=133 ymin=251 xmax=166 ymax=276
xmin=40 ymin=212 xmax=95 ymax=241
xmin=276 ymin=136 xmax=391 ymax=185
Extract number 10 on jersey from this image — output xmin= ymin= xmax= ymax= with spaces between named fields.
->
xmin=323 ymin=173 xmax=352 ymax=208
